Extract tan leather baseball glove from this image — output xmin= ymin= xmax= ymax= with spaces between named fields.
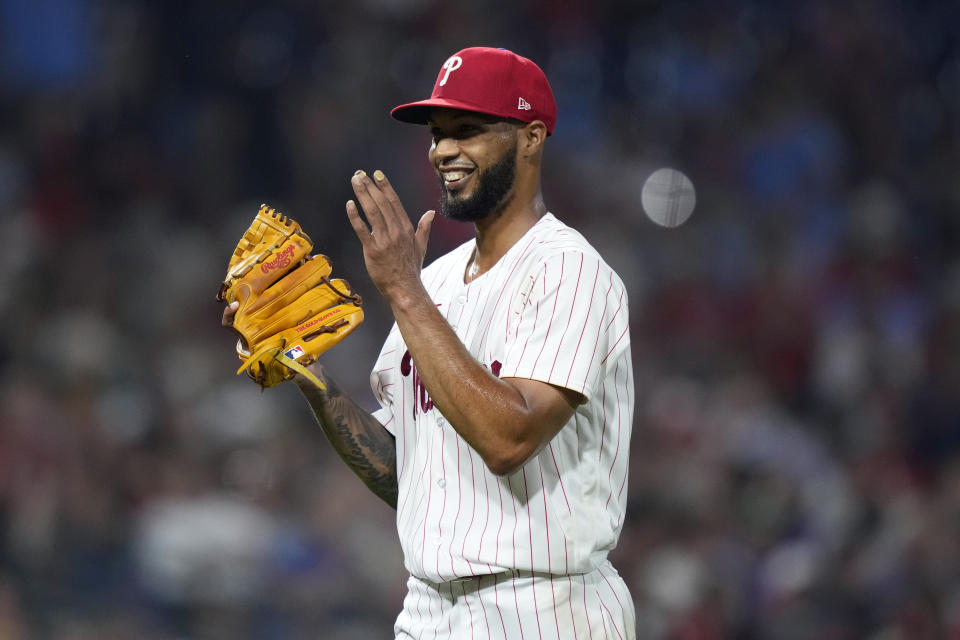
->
xmin=217 ymin=204 xmax=363 ymax=389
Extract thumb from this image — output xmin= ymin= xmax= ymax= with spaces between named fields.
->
xmin=415 ymin=210 xmax=435 ymax=252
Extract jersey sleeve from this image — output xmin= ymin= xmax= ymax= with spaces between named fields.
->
xmin=498 ymin=249 xmax=630 ymax=401
xmin=369 ymin=327 xmax=400 ymax=435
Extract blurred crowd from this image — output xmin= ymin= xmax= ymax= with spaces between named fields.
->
xmin=1 ymin=0 xmax=959 ymax=638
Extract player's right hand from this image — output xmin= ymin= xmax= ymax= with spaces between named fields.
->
xmin=221 ymin=300 xmax=239 ymax=328
xmin=346 ymin=169 xmax=435 ymax=303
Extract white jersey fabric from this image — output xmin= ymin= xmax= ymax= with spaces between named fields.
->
xmin=371 ymin=213 xmax=633 ymax=584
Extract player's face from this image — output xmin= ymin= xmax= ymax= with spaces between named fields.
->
xmin=428 ymin=110 xmax=519 ymax=222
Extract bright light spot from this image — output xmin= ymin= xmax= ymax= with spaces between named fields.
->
xmin=641 ymin=167 xmax=696 ymax=228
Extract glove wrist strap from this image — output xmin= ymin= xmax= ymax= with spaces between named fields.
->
xmin=276 ymin=353 xmax=326 ymax=390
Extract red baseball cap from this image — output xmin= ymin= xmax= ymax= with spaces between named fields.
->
xmin=391 ymin=47 xmax=557 ymax=135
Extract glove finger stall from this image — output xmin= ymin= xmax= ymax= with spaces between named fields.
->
xmin=237 ymin=302 xmax=364 ymax=387
xmin=236 ymin=278 xmax=355 ymax=346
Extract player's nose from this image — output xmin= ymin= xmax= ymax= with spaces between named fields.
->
xmin=430 ymin=136 xmax=460 ymax=163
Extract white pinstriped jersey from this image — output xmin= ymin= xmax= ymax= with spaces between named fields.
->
xmin=371 ymin=213 xmax=633 ymax=582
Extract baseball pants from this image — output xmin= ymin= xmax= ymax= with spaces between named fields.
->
xmin=394 ymin=560 xmax=636 ymax=639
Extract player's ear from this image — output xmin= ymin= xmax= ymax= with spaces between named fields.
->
xmin=518 ymin=121 xmax=547 ymax=157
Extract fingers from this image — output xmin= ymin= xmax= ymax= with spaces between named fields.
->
xmin=221 ymin=301 xmax=239 ymax=327
xmin=416 ymin=210 xmax=435 ymax=256
xmin=345 ymin=198 xmax=370 ymax=239
xmin=372 ymin=170 xmax=412 ymax=231
xmin=350 ymin=170 xmax=393 ymax=236
xmin=350 ymin=169 xmax=413 ymax=237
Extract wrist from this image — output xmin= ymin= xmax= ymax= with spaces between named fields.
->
xmin=383 ymin=281 xmax=430 ymax=312
xmin=293 ymin=361 xmax=328 ymax=392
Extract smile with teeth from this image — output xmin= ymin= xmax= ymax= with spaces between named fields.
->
xmin=441 ymin=168 xmax=474 ymax=188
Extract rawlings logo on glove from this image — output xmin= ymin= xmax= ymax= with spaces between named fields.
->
xmin=261 ymin=245 xmax=297 ymax=273
xmin=217 ymin=204 xmax=363 ymax=389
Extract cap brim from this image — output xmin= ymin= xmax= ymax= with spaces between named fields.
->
xmin=391 ymin=97 xmax=501 ymax=125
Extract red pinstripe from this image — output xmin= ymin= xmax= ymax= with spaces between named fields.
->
xmin=475 ymin=235 xmax=538 ymax=348
xmin=404 ymin=458 xmax=429 ymax=550
xmin=537 ymin=460 xmax=552 ymax=574
xmin=454 ymin=290 xmax=469 ymax=327
xmin=412 ymin=580 xmax=425 ymax=639
xmin=522 ymin=469 xmax=545 ymax=640
xmin=529 ymin=260 xmax=561 ymax=376
xmin=615 ymin=462 xmax=629 ymax=529
xmin=432 ymin=586 xmax=444 ymax=640
xmin=460 ymin=281 xmax=487 ymax=344
xmin=515 ymin=293 xmax=541 ymax=369
xmin=509 ymin=476 xmax=527 ymax=640
xmin=510 ymin=272 xmax=538 ymax=342
xmin=460 ymin=581 xmax=476 ymax=639
xmin=435 ymin=428 xmax=449 ymax=580
xmin=564 ymin=258 xmax=600 ymax=388
xmin=597 ymin=596 xmax=610 ymax=638
xmin=598 ymin=563 xmax=628 ymax=617
xmin=582 ymin=273 xmax=615 ymax=395
xmin=399 ymin=344 xmax=409 ymax=485
xmin=448 ymin=434 xmax=462 ymax=578
xmin=475 ymin=576 xmax=492 ymax=637
xmin=605 ymin=361 xmax=624 ymax=510
xmin=599 ymin=600 xmax=624 ymax=640
xmin=547 ymin=252 xmax=583 ymax=379
xmin=600 ymin=324 xmax=629 ymax=366
xmin=493 ymin=573 xmax=509 ymax=638
xmin=460 ymin=447 xmax=479 ymax=573
xmin=419 ymin=427 xmax=436 ymax=578
xmin=519 ymin=273 xmax=537 ymax=334
xmin=477 ymin=459 xmax=493 ymax=566
xmin=598 ymin=379 xmax=609 ymax=462
xmin=567 ymin=575 xmax=580 ymax=639
xmin=396 ymin=369 xmax=420 ymax=527
xmin=494 ymin=480 xmax=505 ymax=565
xmin=447 ymin=617 xmax=452 ymax=637
xmin=512 ymin=573 xmax=528 ymax=640
xmin=538 ymin=461 xmax=564 ymax=640
xmin=605 ymin=289 xmax=625 ymax=330
xmin=582 ymin=575 xmax=595 ymax=640
xmin=549 ymin=441 xmax=572 ymax=513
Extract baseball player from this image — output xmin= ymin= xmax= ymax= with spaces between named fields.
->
xmin=294 ymin=47 xmax=635 ymax=638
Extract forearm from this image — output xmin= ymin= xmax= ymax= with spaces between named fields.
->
xmin=294 ymin=364 xmax=398 ymax=508
xmin=345 ymin=170 xmax=572 ymax=475
xmin=389 ymin=287 xmax=540 ymax=473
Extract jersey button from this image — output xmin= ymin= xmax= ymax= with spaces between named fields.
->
xmin=437 ymin=478 xmax=446 ymax=489
xmin=457 ymin=294 xmax=467 ymax=304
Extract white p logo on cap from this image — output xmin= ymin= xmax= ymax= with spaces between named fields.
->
xmin=439 ymin=55 xmax=463 ymax=86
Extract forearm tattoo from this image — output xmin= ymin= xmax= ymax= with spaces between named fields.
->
xmin=298 ymin=373 xmax=398 ymax=508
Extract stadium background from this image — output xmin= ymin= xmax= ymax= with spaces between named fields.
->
xmin=1 ymin=0 xmax=959 ymax=637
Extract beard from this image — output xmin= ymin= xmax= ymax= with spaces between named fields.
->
xmin=438 ymin=143 xmax=517 ymax=222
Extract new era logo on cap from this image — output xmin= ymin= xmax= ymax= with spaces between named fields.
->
xmin=390 ymin=47 xmax=558 ymax=135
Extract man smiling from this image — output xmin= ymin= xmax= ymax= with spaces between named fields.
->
xmin=297 ymin=47 xmax=636 ymax=638
xmin=430 ymin=112 xmax=519 ymax=223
